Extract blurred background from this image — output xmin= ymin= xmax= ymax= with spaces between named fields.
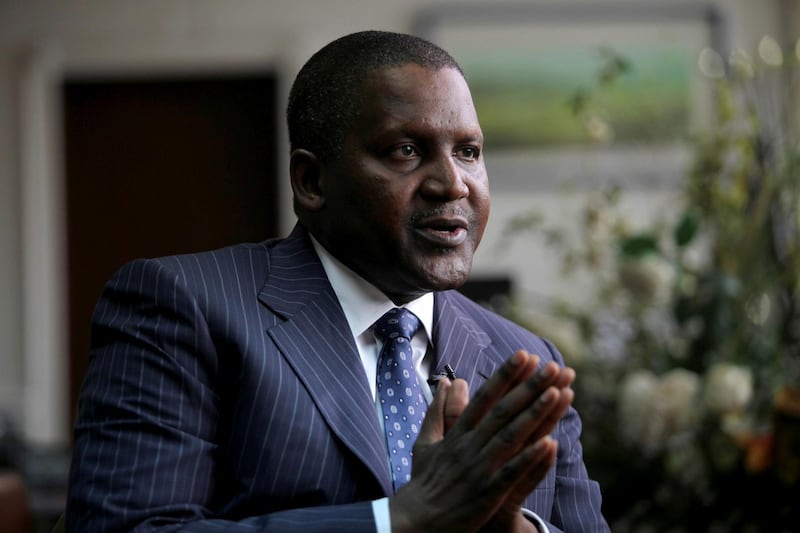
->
xmin=0 ymin=0 xmax=797 ymax=531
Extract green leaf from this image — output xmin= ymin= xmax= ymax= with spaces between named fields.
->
xmin=674 ymin=208 xmax=701 ymax=247
xmin=567 ymin=89 xmax=589 ymax=116
xmin=619 ymin=234 xmax=659 ymax=257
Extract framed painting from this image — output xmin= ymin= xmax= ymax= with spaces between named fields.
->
xmin=412 ymin=2 xmax=728 ymax=190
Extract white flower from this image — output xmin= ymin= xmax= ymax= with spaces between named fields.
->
xmin=618 ymin=255 xmax=675 ymax=306
xmin=618 ymin=368 xmax=702 ymax=454
xmin=584 ymin=114 xmax=614 ymax=143
xmin=758 ymin=35 xmax=783 ymax=67
xmin=703 ymin=363 xmax=753 ymax=414
xmin=729 ymin=48 xmax=755 ymax=78
xmin=657 ymin=368 xmax=702 ymax=435
xmin=618 ymin=370 xmax=658 ymax=450
xmin=546 ymin=320 xmax=586 ymax=365
xmin=698 ymin=47 xmax=725 ymax=79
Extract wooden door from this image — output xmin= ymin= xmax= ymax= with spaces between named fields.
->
xmin=62 ymin=74 xmax=279 ymax=422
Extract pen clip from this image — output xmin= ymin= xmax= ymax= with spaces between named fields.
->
xmin=426 ymin=364 xmax=457 ymax=387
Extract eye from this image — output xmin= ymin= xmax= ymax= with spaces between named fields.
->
xmin=390 ymin=144 xmax=420 ymax=159
xmin=456 ymin=146 xmax=481 ymax=161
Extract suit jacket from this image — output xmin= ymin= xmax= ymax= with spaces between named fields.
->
xmin=66 ymin=224 xmax=608 ymax=532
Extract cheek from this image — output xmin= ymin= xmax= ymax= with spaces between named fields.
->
xmin=370 ymin=184 xmax=415 ymax=226
xmin=472 ymin=185 xmax=491 ymax=240
xmin=356 ymin=191 xmax=408 ymax=242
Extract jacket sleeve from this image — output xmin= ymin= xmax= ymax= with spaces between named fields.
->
xmin=535 ymin=338 xmax=610 ymax=533
xmin=65 ymin=258 xmax=377 ymax=533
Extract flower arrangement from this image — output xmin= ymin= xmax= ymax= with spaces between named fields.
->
xmin=506 ymin=37 xmax=800 ymax=531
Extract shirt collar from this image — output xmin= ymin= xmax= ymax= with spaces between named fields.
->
xmin=309 ymin=236 xmax=434 ymax=343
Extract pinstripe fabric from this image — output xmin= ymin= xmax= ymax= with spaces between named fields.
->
xmin=66 ymin=223 xmax=608 ymax=532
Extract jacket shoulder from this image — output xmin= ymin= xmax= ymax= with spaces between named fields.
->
xmin=440 ymin=290 xmax=565 ymax=365
xmin=106 ymin=238 xmax=281 ymax=298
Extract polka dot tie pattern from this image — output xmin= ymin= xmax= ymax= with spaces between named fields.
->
xmin=374 ymin=307 xmax=425 ymax=493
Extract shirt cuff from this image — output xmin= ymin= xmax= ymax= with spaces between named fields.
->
xmin=374 ymin=498 xmax=547 ymax=533
xmin=521 ymin=507 xmax=550 ymax=533
xmin=371 ymin=497 xmax=391 ymax=533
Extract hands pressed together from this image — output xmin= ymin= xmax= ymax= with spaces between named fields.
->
xmin=389 ymin=350 xmax=575 ymax=533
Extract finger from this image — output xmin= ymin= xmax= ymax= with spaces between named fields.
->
xmin=530 ymin=387 xmax=574 ymax=441
xmin=463 ymin=361 xmax=566 ymax=450
xmin=516 ymin=386 xmax=574 ymax=444
xmin=552 ymin=366 xmax=575 ymax=390
xmin=500 ymin=436 xmax=559 ymax=501
xmin=452 ymin=350 xmax=538 ymax=434
xmin=529 ymin=436 xmax=559 ymax=477
xmin=497 ymin=386 xmax=574 ymax=462
xmin=524 ymin=436 xmax=558 ymax=479
xmin=476 ymin=379 xmax=575 ymax=474
xmin=416 ymin=377 xmax=450 ymax=446
xmin=444 ymin=378 xmax=469 ymax=432
xmin=479 ymin=435 xmax=558 ymax=511
xmin=536 ymin=361 xmax=571 ymax=390
xmin=479 ymin=386 xmax=564 ymax=469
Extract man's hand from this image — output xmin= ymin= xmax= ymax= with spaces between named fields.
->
xmin=388 ymin=350 xmax=574 ymax=532
xmin=481 ymin=361 xmax=574 ymax=532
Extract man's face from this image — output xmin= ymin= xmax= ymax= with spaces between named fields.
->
xmin=316 ymin=64 xmax=490 ymax=303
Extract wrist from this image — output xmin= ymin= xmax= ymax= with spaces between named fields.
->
xmin=388 ymin=491 xmax=427 ymax=533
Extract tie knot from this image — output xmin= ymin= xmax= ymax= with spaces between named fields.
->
xmin=374 ymin=308 xmax=420 ymax=343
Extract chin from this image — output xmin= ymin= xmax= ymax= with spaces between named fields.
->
xmin=420 ymin=262 xmax=473 ymax=291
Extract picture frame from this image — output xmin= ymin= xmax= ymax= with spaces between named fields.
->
xmin=412 ymin=2 xmax=729 ymax=191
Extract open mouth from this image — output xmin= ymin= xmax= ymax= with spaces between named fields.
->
xmin=414 ymin=217 xmax=469 ymax=247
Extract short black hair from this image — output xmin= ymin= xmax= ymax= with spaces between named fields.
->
xmin=286 ymin=30 xmax=463 ymax=161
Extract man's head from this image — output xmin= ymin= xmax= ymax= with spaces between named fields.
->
xmin=287 ymin=30 xmax=463 ymax=162
xmin=288 ymin=31 xmax=490 ymax=304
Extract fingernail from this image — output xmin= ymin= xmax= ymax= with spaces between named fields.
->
xmin=538 ymin=388 xmax=556 ymax=405
xmin=539 ymin=363 xmax=555 ymax=379
xmin=532 ymin=436 xmax=552 ymax=452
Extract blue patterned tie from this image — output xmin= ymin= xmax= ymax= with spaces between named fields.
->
xmin=374 ymin=308 xmax=425 ymax=492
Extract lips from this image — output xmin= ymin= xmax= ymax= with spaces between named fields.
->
xmin=413 ymin=215 xmax=469 ymax=247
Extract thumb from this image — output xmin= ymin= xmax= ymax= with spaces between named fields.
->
xmin=416 ymin=379 xmax=451 ymax=445
xmin=444 ymin=378 xmax=469 ymax=432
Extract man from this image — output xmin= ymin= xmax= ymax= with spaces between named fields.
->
xmin=66 ymin=31 xmax=608 ymax=532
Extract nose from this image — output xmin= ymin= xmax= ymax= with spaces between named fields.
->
xmin=419 ymin=155 xmax=470 ymax=201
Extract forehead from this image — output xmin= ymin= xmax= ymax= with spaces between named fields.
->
xmin=355 ymin=64 xmax=481 ymax=136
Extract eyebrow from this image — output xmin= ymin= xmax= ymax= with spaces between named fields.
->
xmin=378 ymin=122 xmax=484 ymax=143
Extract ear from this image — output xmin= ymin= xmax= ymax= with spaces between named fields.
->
xmin=290 ymin=149 xmax=326 ymax=212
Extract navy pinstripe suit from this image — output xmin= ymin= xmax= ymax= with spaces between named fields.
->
xmin=66 ymin=224 xmax=608 ymax=532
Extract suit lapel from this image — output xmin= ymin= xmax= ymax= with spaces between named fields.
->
xmin=257 ymin=225 xmax=393 ymax=495
xmin=432 ymin=292 xmax=503 ymax=396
